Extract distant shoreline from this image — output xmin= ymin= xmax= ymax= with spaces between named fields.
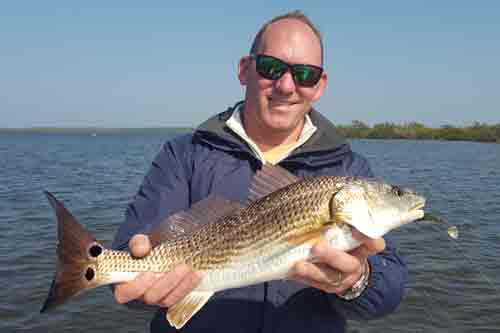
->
xmin=0 ymin=127 xmax=193 ymax=135
xmin=335 ymin=121 xmax=500 ymax=144
xmin=1 ymin=123 xmax=499 ymax=143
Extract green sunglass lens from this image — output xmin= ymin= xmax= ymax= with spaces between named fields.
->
xmin=258 ymin=57 xmax=286 ymax=80
xmin=295 ymin=68 xmax=312 ymax=81
xmin=293 ymin=66 xmax=320 ymax=86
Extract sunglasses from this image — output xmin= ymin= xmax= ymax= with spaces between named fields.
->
xmin=251 ymin=54 xmax=323 ymax=87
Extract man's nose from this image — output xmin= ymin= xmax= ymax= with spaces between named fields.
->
xmin=274 ymin=70 xmax=296 ymax=94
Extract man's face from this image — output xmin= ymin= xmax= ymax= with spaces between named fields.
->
xmin=238 ymin=19 xmax=327 ymax=134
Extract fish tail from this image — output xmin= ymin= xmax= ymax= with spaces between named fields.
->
xmin=40 ymin=191 xmax=105 ymax=313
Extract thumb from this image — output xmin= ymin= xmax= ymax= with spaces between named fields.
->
xmin=129 ymin=234 xmax=152 ymax=258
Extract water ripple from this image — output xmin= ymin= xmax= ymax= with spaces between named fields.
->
xmin=2 ymin=135 xmax=499 ymax=332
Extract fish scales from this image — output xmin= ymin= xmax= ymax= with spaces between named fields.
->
xmin=79 ymin=177 xmax=348 ymax=279
xmin=184 ymin=176 xmax=335 ymax=270
xmin=79 ymin=177 xmax=338 ymax=281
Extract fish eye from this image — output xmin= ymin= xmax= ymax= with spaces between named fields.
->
xmin=391 ymin=185 xmax=404 ymax=197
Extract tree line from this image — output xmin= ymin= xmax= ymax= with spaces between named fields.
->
xmin=335 ymin=121 xmax=500 ymax=143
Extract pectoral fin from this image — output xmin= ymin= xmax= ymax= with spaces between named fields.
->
xmin=166 ymin=291 xmax=214 ymax=329
xmin=334 ymin=210 xmax=386 ymax=239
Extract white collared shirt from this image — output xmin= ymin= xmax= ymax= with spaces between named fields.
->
xmin=226 ymin=106 xmax=317 ymax=164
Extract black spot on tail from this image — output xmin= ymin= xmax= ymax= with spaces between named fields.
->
xmin=85 ymin=267 xmax=95 ymax=281
xmin=88 ymin=244 xmax=103 ymax=258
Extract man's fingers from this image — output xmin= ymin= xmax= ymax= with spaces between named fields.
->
xmin=352 ymin=229 xmax=386 ymax=252
xmin=311 ymin=240 xmax=360 ymax=273
xmin=293 ymin=261 xmax=337 ymax=285
xmin=350 ymin=229 xmax=386 ymax=258
xmin=350 ymin=240 xmax=386 ymax=259
xmin=293 ymin=275 xmax=347 ymax=294
xmin=114 ymin=272 xmax=157 ymax=304
xmin=348 ymin=244 xmax=371 ymax=259
xmin=292 ymin=267 xmax=356 ymax=294
xmin=351 ymin=228 xmax=371 ymax=243
xmin=114 ymin=264 xmax=202 ymax=307
xmin=292 ymin=260 xmax=359 ymax=287
xmin=142 ymin=264 xmax=192 ymax=305
xmin=160 ymin=270 xmax=203 ymax=307
xmin=366 ymin=237 xmax=386 ymax=253
xmin=129 ymin=234 xmax=152 ymax=258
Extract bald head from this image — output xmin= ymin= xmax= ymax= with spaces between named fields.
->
xmin=250 ymin=11 xmax=324 ymax=65
xmin=259 ymin=19 xmax=323 ymax=68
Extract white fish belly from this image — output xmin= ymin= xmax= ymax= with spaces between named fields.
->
xmin=197 ymin=225 xmax=362 ymax=292
xmin=197 ymin=242 xmax=313 ymax=292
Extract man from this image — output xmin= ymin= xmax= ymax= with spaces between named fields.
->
xmin=112 ymin=11 xmax=407 ymax=332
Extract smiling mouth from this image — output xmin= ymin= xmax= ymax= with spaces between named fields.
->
xmin=268 ymin=98 xmax=297 ymax=106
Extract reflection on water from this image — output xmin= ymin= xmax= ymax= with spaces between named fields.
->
xmin=1 ymin=134 xmax=499 ymax=332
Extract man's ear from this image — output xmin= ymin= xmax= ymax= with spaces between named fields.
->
xmin=238 ymin=56 xmax=252 ymax=86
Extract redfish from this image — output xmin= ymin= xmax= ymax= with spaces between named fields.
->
xmin=41 ymin=165 xmax=425 ymax=329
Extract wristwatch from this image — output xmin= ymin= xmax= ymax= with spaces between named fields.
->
xmin=338 ymin=259 xmax=370 ymax=300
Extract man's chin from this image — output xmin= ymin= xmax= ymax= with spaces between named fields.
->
xmin=263 ymin=118 xmax=300 ymax=133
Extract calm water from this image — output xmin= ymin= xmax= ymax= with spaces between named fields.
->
xmin=1 ymin=132 xmax=499 ymax=332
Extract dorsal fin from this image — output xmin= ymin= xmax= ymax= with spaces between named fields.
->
xmin=148 ymin=196 xmax=245 ymax=247
xmin=247 ymin=164 xmax=300 ymax=203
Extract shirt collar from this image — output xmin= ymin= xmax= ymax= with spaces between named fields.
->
xmin=226 ymin=105 xmax=317 ymax=163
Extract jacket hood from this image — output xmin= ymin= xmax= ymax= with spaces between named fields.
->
xmin=193 ymin=101 xmax=352 ymax=168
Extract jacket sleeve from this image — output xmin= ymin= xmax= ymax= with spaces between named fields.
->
xmin=112 ymin=134 xmax=193 ymax=251
xmin=328 ymin=151 xmax=408 ymax=320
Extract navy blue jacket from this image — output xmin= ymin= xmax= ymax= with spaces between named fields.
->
xmin=112 ymin=103 xmax=408 ymax=333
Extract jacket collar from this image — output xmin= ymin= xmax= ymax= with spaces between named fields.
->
xmin=194 ymin=101 xmax=351 ymax=167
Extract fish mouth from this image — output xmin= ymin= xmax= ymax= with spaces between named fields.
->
xmin=411 ymin=201 xmax=425 ymax=211
xmin=399 ymin=202 xmax=425 ymax=224
xmin=409 ymin=202 xmax=426 ymax=220
xmin=412 ymin=203 xmax=425 ymax=211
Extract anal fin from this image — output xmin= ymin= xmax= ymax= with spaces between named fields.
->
xmin=166 ymin=291 xmax=214 ymax=329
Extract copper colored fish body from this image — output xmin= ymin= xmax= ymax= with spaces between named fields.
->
xmin=41 ymin=165 xmax=425 ymax=329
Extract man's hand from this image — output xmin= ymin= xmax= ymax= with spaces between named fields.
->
xmin=291 ymin=229 xmax=385 ymax=295
xmin=113 ymin=234 xmax=202 ymax=307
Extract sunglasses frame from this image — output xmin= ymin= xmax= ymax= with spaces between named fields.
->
xmin=250 ymin=53 xmax=324 ymax=87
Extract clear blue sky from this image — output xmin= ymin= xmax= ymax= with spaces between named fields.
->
xmin=1 ymin=1 xmax=498 ymax=128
